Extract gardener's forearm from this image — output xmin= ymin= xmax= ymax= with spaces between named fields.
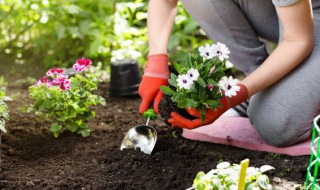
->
xmin=242 ymin=0 xmax=313 ymax=96
xmin=147 ymin=0 xmax=178 ymax=55
xmin=242 ymin=40 xmax=313 ymax=96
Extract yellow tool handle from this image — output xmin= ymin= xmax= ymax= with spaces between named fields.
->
xmin=238 ymin=159 xmax=250 ymax=190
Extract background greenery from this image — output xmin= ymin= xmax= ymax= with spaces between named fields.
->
xmin=0 ymin=0 xmax=211 ymax=72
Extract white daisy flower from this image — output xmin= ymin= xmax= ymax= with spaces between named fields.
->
xmin=186 ymin=68 xmax=200 ymax=81
xmin=219 ymin=76 xmax=240 ymax=97
xmin=177 ymin=74 xmax=193 ymax=90
xmin=212 ymin=42 xmax=230 ymax=61
xmin=199 ymin=44 xmax=216 ymax=59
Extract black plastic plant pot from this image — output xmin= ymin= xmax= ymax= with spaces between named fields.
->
xmin=109 ymin=59 xmax=141 ymax=96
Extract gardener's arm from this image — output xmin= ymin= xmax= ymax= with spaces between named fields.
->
xmin=169 ymin=0 xmax=314 ymax=129
xmin=242 ymin=0 xmax=314 ymax=96
xmin=147 ymin=0 xmax=178 ymax=55
xmin=138 ymin=0 xmax=179 ymax=114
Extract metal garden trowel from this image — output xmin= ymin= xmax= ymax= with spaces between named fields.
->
xmin=120 ymin=106 xmax=157 ymax=155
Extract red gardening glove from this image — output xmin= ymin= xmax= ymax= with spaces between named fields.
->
xmin=139 ymin=54 xmax=169 ymax=114
xmin=168 ymin=83 xmax=248 ymax=129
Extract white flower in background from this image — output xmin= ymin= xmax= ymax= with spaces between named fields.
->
xmin=246 ymin=167 xmax=260 ymax=177
xmin=219 ymin=76 xmax=240 ymax=97
xmin=186 ymin=68 xmax=200 ymax=81
xmin=212 ymin=42 xmax=230 ymax=61
xmin=217 ymin=162 xmax=231 ymax=169
xmin=199 ymin=44 xmax=216 ymax=59
xmin=177 ymin=74 xmax=193 ymax=90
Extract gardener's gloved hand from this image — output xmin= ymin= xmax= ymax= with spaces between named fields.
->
xmin=168 ymin=83 xmax=248 ymax=129
xmin=139 ymin=54 xmax=169 ymax=114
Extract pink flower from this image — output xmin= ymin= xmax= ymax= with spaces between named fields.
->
xmin=207 ymin=84 xmax=214 ymax=91
xmin=52 ymin=74 xmax=69 ymax=86
xmin=46 ymin=68 xmax=64 ymax=77
xmin=73 ymin=57 xmax=92 ymax=72
xmin=35 ymin=77 xmax=50 ymax=87
xmin=51 ymin=74 xmax=70 ymax=90
xmin=46 ymin=81 xmax=53 ymax=88
xmin=59 ymin=79 xmax=71 ymax=91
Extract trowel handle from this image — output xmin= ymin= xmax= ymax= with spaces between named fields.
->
xmin=143 ymin=104 xmax=156 ymax=120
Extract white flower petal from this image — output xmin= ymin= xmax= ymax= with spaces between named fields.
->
xmin=187 ymin=68 xmax=200 ymax=81
xmin=216 ymin=162 xmax=230 ymax=169
xmin=260 ymin=165 xmax=275 ymax=173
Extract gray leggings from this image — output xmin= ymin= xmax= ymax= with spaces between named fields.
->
xmin=180 ymin=0 xmax=320 ymax=147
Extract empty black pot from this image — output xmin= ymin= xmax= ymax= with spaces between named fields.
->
xmin=109 ymin=59 xmax=141 ymax=96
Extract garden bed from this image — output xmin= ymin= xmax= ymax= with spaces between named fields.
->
xmin=0 ymin=82 xmax=309 ymax=190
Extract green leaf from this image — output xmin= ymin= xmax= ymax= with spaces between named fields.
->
xmin=168 ymin=34 xmax=180 ymax=50
xmin=197 ymin=77 xmax=206 ymax=88
xmin=183 ymin=20 xmax=198 ymax=34
xmin=67 ymin=123 xmax=78 ymax=133
xmin=88 ymin=39 xmax=102 ymax=56
xmin=160 ymin=86 xmax=175 ymax=95
xmin=173 ymin=62 xmax=182 ymax=74
xmin=168 ymin=74 xmax=177 ymax=87
xmin=206 ymin=99 xmax=218 ymax=107
xmin=50 ymin=123 xmax=62 ymax=138
xmin=172 ymin=92 xmax=182 ymax=102
xmin=186 ymin=53 xmax=194 ymax=68
xmin=78 ymin=128 xmax=90 ymax=137
xmin=207 ymin=79 xmax=218 ymax=85
xmin=199 ymin=87 xmax=206 ymax=99
xmin=185 ymin=98 xmax=198 ymax=108
xmin=39 ymin=99 xmax=53 ymax=110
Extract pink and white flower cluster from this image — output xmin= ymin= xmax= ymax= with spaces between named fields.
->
xmin=35 ymin=58 xmax=92 ymax=91
xmin=35 ymin=68 xmax=71 ymax=91
xmin=73 ymin=57 xmax=92 ymax=72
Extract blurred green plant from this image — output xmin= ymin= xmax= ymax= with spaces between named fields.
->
xmin=0 ymin=87 xmax=12 ymax=133
xmin=1 ymin=0 xmax=211 ymax=71
xmin=1 ymin=0 xmax=115 ymax=68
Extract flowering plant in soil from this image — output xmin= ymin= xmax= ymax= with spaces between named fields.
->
xmin=28 ymin=58 xmax=106 ymax=137
xmin=192 ymin=162 xmax=274 ymax=190
xmin=0 ymin=87 xmax=12 ymax=133
xmin=160 ymin=42 xmax=238 ymax=121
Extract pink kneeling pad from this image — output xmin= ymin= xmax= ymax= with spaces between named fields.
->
xmin=182 ymin=117 xmax=312 ymax=156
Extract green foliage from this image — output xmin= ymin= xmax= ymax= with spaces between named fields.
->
xmin=1 ymin=0 xmax=212 ymax=71
xmin=0 ymin=76 xmax=8 ymax=87
xmin=0 ymin=87 xmax=12 ymax=133
xmin=1 ymin=0 xmax=115 ymax=68
xmin=160 ymin=46 xmax=226 ymax=121
xmin=169 ymin=2 xmax=212 ymax=62
xmin=112 ymin=0 xmax=148 ymax=65
xmin=28 ymin=71 xmax=106 ymax=137
xmin=192 ymin=162 xmax=274 ymax=190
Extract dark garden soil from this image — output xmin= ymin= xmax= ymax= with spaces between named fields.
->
xmin=0 ymin=61 xmax=310 ymax=190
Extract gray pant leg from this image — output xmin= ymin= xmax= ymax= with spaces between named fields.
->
xmin=248 ymin=13 xmax=320 ymax=147
xmin=180 ymin=0 xmax=278 ymax=74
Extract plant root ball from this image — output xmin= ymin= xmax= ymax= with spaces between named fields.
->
xmin=158 ymin=95 xmax=196 ymax=126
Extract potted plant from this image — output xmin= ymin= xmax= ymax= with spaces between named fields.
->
xmin=159 ymin=42 xmax=238 ymax=123
xmin=28 ymin=58 xmax=106 ymax=137
xmin=190 ymin=161 xmax=275 ymax=190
